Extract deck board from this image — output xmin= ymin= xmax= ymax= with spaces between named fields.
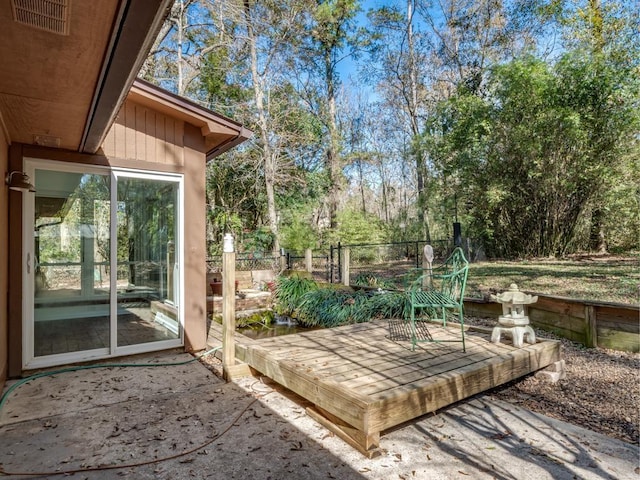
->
xmin=210 ymin=318 xmax=561 ymax=456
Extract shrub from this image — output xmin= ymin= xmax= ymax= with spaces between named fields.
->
xmin=294 ymin=287 xmax=408 ymax=328
xmin=274 ymin=275 xmax=318 ymax=316
xmin=353 ymin=272 xmax=397 ymax=289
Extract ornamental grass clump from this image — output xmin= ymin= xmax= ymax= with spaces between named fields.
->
xmin=273 ymin=274 xmax=410 ymax=328
xmin=274 ymin=275 xmax=319 ymax=317
xmin=352 ymin=272 xmax=397 ymax=290
xmin=295 ymin=288 xmax=408 ymax=328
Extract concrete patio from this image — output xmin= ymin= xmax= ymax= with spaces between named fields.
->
xmin=0 ymin=350 xmax=637 ymax=479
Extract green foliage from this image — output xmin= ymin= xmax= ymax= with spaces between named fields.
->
xmin=280 ymin=215 xmax=319 ymax=252
xmin=329 ymin=208 xmax=389 ymax=246
xmin=274 ymin=275 xmax=319 ymax=316
xmin=272 ymin=273 xmax=408 ymax=328
xmin=423 ymin=47 xmax=639 ymax=257
xmin=243 ymin=227 xmax=275 ymax=255
xmin=310 ymin=0 xmax=361 ymax=51
xmin=201 ymin=48 xmax=251 ymax=118
xmin=206 ymin=152 xmax=265 ymax=246
xmin=295 ymin=288 xmax=407 ymax=328
xmin=146 ymin=0 xmax=640 ymax=260
xmin=352 ymin=272 xmax=396 ymax=289
xmin=235 ymin=310 xmax=274 ymax=329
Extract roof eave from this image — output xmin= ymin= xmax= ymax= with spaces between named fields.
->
xmin=129 ymin=78 xmax=253 ymax=159
xmin=206 ymin=126 xmax=253 ymax=160
xmin=79 ymin=0 xmax=174 ymax=154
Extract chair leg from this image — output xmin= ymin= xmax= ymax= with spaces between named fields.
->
xmin=410 ymin=307 xmax=416 ymax=351
xmin=459 ymin=310 xmax=466 ymax=352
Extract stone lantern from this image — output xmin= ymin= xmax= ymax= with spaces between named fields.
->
xmin=490 ymin=284 xmax=537 ymax=347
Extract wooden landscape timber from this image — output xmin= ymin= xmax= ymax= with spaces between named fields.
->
xmin=464 ymin=295 xmax=639 ymax=352
xmin=207 ymin=319 xmax=561 ymax=457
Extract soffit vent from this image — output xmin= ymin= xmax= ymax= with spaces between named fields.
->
xmin=12 ymin=0 xmax=70 ymax=35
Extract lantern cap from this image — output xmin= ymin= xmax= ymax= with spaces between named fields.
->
xmin=490 ymin=284 xmax=538 ymax=305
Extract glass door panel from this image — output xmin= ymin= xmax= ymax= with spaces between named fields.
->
xmin=33 ymin=170 xmax=111 ymax=356
xmin=116 ymin=176 xmax=180 ymax=347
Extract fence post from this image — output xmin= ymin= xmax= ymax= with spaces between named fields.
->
xmin=329 ymin=245 xmax=334 ymax=283
xmin=585 ymin=305 xmax=598 ymax=348
xmin=325 ymin=254 xmax=330 ymax=282
xmin=305 ymin=248 xmax=313 ymax=273
xmin=337 ymin=242 xmax=342 ymax=283
xmin=422 ymin=244 xmax=434 ymax=289
xmin=453 ymin=222 xmax=462 ymax=246
xmin=279 ymin=248 xmax=287 ymax=271
xmin=222 ymin=234 xmax=237 ymax=380
xmin=341 ymin=247 xmax=350 ymax=286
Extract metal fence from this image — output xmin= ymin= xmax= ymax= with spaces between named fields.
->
xmin=329 ymin=240 xmax=454 ymax=284
xmin=206 ymin=255 xmax=280 ymax=273
xmin=206 ymin=238 xmax=480 ymax=284
xmin=284 ymin=252 xmax=331 ymax=281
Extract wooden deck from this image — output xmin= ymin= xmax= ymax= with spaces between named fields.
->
xmin=208 ymin=319 xmax=561 ymax=457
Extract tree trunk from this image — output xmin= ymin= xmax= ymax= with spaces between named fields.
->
xmin=244 ymin=0 xmax=280 ymax=256
xmin=326 ymin=51 xmax=341 ymax=230
xmin=590 ymin=208 xmax=607 ymax=253
xmin=406 ymin=1 xmax=431 ymax=241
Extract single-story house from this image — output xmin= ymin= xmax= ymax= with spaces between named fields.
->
xmin=0 ymin=1 xmax=251 ymax=386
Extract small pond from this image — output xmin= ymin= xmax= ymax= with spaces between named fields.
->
xmin=237 ymin=313 xmax=319 ymax=339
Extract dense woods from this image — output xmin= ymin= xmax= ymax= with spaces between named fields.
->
xmin=142 ymin=0 xmax=639 ymax=258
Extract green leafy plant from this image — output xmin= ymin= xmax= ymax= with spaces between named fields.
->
xmin=353 ymin=272 xmax=397 ymax=289
xmin=292 ymin=287 xmax=408 ymax=328
xmin=274 ymin=275 xmax=319 ymax=316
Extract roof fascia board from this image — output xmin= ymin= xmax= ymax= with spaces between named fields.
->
xmin=129 ymin=79 xmax=253 ymax=159
xmin=206 ymin=126 xmax=253 ymax=160
xmin=130 ymin=79 xmax=245 ymax=135
xmin=79 ymin=0 xmax=174 ymax=154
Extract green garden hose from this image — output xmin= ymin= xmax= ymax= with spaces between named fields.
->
xmin=0 ymin=346 xmax=274 ymax=477
xmin=0 ymin=346 xmax=222 ymax=414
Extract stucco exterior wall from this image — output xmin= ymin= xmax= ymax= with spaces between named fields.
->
xmin=0 ymin=123 xmax=8 ymax=387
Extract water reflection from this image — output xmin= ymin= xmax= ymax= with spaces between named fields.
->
xmin=238 ymin=315 xmax=320 ymax=339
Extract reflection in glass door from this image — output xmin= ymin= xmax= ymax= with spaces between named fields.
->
xmin=26 ymin=162 xmax=183 ymax=368
xmin=115 ymin=175 xmax=180 ymax=347
xmin=33 ymin=170 xmax=111 ymax=356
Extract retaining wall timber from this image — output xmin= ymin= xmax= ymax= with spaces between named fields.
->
xmin=464 ymin=294 xmax=639 ymax=353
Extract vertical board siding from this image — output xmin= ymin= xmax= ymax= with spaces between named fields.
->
xmin=135 ymin=105 xmax=146 ymax=161
xmin=145 ymin=109 xmax=156 ymax=162
xmin=155 ymin=114 xmax=165 ymax=163
xmin=102 ymin=100 xmax=184 ymax=166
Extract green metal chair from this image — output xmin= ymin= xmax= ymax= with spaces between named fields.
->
xmin=405 ymin=247 xmax=469 ymax=351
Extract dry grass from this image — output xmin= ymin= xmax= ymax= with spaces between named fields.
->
xmin=465 ymin=254 xmax=639 ymax=305
xmin=348 ymin=253 xmax=639 ymax=305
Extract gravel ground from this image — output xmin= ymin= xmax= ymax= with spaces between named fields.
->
xmin=465 ymin=316 xmax=640 ymax=445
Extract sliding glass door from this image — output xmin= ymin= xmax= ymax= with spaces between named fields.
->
xmin=24 ymin=160 xmax=183 ymax=368
xmin=31 ymin=170 xmax=111 ymax=357
xmin=115 ymin=174 xmax=180 ymax=348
